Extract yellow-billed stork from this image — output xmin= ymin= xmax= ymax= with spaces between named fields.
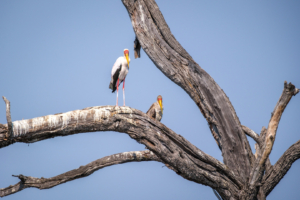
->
xmin=109 ymin=49 xmax=130 ymax=106
xmin=146 ymin=95 xmax=163 ymax=121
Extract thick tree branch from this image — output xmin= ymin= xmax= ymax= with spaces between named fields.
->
xmin=262 ymin=140 xmax=300 ymax=196
xmin=2 ymin=96 xmax=12 ymax=139
xmin=0 ymin=105 xmax=242 ymax=196
xmin=247 ymin=82 xmax=299 ymax=199
xmin=122 ymin=0 xmax=252 ymax=181
xmin=0 ymin=150 xmax=160 ymax=197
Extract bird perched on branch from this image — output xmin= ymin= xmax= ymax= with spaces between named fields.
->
xmin=109 ymin=49 xmax=130 ymax=106
xmin=146 ymin=95 xmax=163 ymax=121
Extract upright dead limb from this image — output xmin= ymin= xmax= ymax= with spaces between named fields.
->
xmin=247 ymin=82 xmax=299 ymax=199
xmin=2 ymin=96 xmax=12 ymax=139
xmin=261 ymin=82 xmax=299 ymax=165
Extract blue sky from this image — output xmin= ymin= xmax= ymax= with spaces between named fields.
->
xmin=0 ymin=0 xmax=299 ymax=199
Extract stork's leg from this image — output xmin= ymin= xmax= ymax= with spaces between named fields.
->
xmin=123 ymin=78 xmax=125 ymax=106
xmin=116 ymin=79 xmax=119 ymax=106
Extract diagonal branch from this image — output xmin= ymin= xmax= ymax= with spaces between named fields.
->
xmin=0 ymin=150 xmax=160 ymax=197
xmin=247 ymin=82 xmax=299 ymax=199
xmin=262 ymin=140 xmax=300 ymax=196
xmin=242 ymin=125 xmax=260 ymax=145
xmin=122 ymin=0 xmax=252 ymax=180
xmin=0 ymin=105 xmax=242 ymax=196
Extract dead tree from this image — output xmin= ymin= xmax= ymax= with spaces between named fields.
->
xmin=0 ymin=0 xmax=299 ymax=199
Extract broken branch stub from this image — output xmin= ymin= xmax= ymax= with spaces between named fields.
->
xmin=2 ymin=96 xmax=12 ymax=139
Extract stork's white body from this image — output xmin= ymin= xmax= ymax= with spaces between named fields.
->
xmin=109 ymin=53 xmax=131 ymax=106
xmin=111 ymin=56 xmax=130 ymax=85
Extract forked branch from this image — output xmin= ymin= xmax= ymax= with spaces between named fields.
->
xmin=0 ymin=150 xmax=160 ymax=197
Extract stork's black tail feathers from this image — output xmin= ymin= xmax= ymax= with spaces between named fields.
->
xmin=109 ymin=80 xmax=117 ymax=93
xmin=109 ymin=66 xmax=121 ymax=93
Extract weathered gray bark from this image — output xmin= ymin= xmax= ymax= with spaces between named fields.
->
xmin=0 ymin=0 xmax=299 ymax=199
xmin=0 ymin=150 xmax=159 ymax=197
xmin=0 ymin=106 xmax=242 ymax=199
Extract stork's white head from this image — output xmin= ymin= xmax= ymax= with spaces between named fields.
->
xmin=124 ymin=49 xmax=129 ymax=68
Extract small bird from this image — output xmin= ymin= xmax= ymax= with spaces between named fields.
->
xmin=109 ymin=49 xmax=130 ymax=106
xmin=146 ymin=95 xmax=163 ymax=121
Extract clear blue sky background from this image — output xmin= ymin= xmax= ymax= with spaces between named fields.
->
xmin=0 ymin=0 xmax=299 ymax=199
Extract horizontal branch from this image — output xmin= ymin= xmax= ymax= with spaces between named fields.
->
xmin=0 ymin=105 xmax=242 ymax=193
xmin=0 ymin=150 xmax=160 ymax=197
xmin=262 ymin=140 xmax=300 ymax=196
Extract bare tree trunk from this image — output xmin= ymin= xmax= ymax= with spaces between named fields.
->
xmin=0 ymin=1 xmax=299 ymax=199
xmin=122 ymin=0 xmax=253 ymax=182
